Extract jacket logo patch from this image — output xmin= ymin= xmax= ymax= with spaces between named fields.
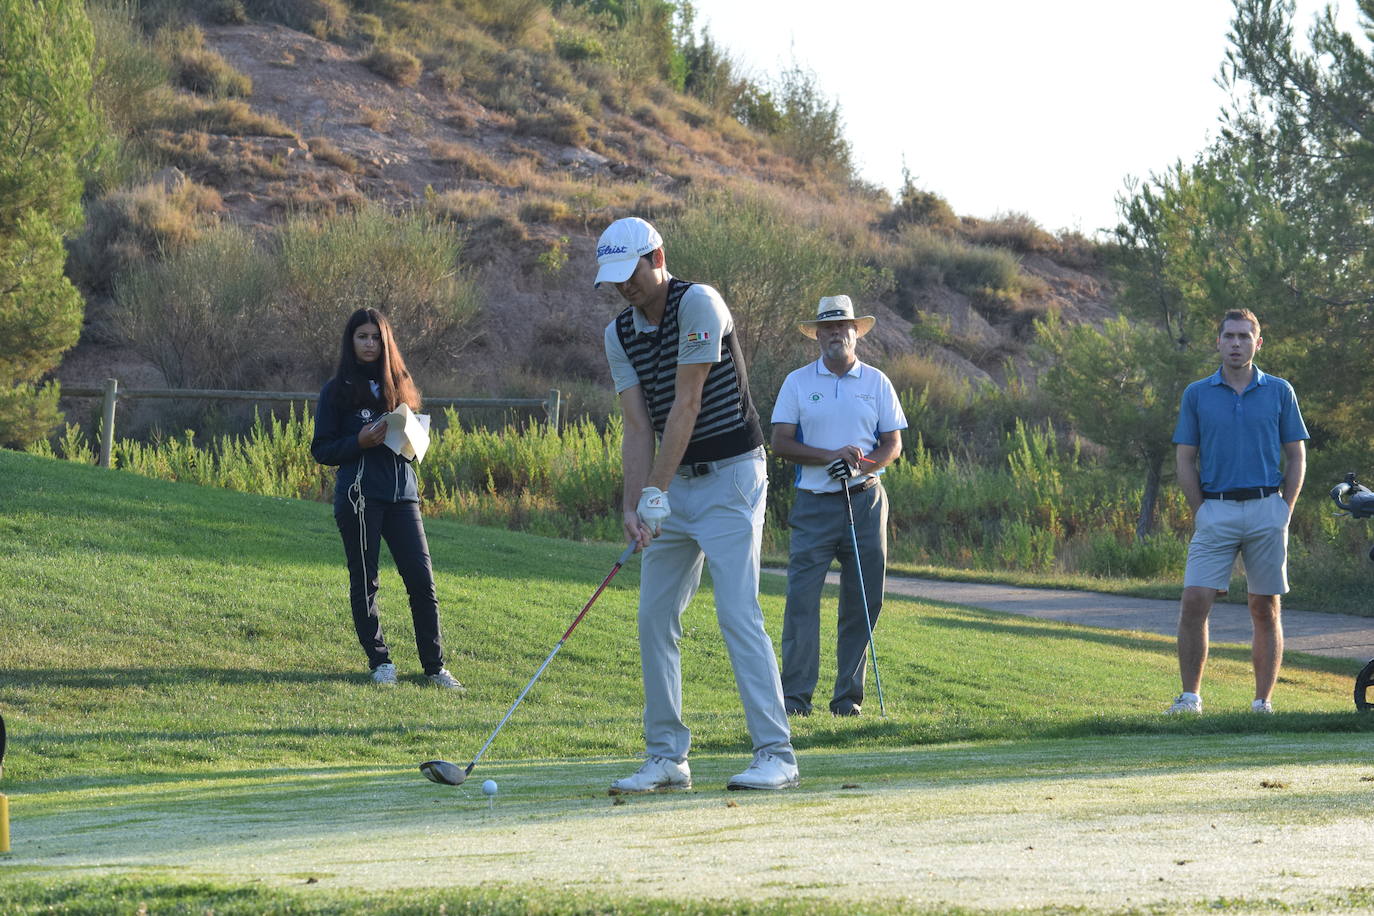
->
xmin=360 ymin=409 xmax=373 ymax=419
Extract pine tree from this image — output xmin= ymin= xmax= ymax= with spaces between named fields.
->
xmin=0 ymin=0 xmax=102 ymax=446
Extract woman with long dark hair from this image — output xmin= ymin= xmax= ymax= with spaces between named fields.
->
xmin=311 ymin=308 xmax=462 ymax=688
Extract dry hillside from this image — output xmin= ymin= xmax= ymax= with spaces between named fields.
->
xmin=60 ymin=14 xmax=1114 ymax=422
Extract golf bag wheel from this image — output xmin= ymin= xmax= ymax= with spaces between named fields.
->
xmin=1356 ymin=660 xmax=1374 ymax=712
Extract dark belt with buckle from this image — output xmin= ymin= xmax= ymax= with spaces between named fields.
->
xmin=676 ymin=447 xmax=764 ymax=479
xmin=1201 ymin=487 xmax=1280 ymax=501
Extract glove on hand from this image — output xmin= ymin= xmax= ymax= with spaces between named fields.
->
xmin=825 ymin=457 xmax=855 ymax=481
xmin=636 ymin=486 xmax=671 ymax=536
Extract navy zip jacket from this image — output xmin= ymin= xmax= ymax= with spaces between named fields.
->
xmin=311 ymin=378 xmax=419 ymax=507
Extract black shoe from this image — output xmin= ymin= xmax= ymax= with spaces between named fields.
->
xmin=831 ymin=702 xmax=861 ymax=717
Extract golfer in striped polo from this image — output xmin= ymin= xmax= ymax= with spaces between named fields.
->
xmin=594 ymin=216 xmax=798 ymax=793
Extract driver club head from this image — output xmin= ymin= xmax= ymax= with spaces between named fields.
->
xmin=420 ymin=759 xmax=468 ymax=786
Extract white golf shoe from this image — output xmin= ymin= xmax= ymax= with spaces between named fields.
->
xmin=727 ymin=752 xmax=799 ymax=790
xmin=608 ymin=756 xmax=692 ymax=795
xmin=371 ymin=663 xmax=398 ymax=686
xmin=1166 ymin=693 xmax=1202 ymax=715
xmin=1252 ymin=698 xmax=1274 ymax=714
xmin=428 ymin=668 xmax=464 ymax=690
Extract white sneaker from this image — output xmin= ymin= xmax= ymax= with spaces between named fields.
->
xmin=727 ymin=752 xmax=800 ymax=790
xmin=608 ymin=756 xmax=692 ymax=795
xmin=1252 ymin=698 xmax=1274 ymax=714
xmin=1166 ymin=693 xmax=1202 ymax=715
xmin=371 ymin=663 xmax=397 ymax=686
xmin=428 ymin=668 xmax=464 ymax=690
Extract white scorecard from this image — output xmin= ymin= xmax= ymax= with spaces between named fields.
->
xmin=381 ymin=403 xmax=431 ymax=462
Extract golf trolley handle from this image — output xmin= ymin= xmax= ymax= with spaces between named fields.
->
xmin=1331 ymin=471 xmax=1374 ymax=519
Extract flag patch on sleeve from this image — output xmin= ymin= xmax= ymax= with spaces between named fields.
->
xmin=685 ymin=331 xmax=711 ymax=343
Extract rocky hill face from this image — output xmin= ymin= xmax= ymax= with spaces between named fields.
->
xmin=60 ymin=18 xmax=1114 ymax=414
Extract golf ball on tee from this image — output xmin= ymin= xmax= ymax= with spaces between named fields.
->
xmin=482 ymin=779 xmax=498 ymax=796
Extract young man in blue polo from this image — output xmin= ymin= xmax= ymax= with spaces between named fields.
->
xmin=1168 ymin=308 xmax=1308 ymax=715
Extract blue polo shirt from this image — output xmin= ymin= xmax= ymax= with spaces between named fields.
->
xmin=1172 ymin=367 xmax=1308 ymax=493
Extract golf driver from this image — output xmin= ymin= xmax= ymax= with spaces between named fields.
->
xmin=420 ymin=541 xmax=637 ymax=786
xmin=840 ymin=481 xmax=887 ymax=717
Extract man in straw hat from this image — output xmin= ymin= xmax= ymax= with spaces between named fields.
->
xmin=770 ymin=295 xmax=906 ymax=717
xmin=593 ymin=216 xmax=799 ymax=792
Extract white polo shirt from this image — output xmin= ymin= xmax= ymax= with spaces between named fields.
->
xmin=772 ymin=358 xmax=907 ymax=493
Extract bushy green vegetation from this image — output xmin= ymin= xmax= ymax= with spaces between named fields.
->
xmin=31 ymin=392 xmax=1374 ymax=614
xmin=0 ymin=0 xmax=104 ymax=447
xmin=107 ymin=204 xmax=481 ymax=392
xmin=158 ymin=22 xmax=253 ymax=97
xmin=362 ymin=44 xmax=422 ymax=87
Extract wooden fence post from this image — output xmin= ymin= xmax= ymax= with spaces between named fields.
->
xmin=545 ymin=389 xmax=561 ymax=431
xmin=99 ymin=378 xmax=118 ymax=469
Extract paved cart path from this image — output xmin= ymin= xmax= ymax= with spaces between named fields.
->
xmin=765 ymin=570 xmax=1374 ymax=662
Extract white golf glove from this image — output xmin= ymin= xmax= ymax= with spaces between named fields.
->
xmin=825 ymin=457 xmax=855 ymax=481
xmin=636 ymin=486 xmax=671 ymax=536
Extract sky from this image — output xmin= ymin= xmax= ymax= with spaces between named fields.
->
xmin=686 ymin=0 xmax=1364 ymax=236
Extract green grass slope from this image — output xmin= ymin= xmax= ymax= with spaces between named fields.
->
xmin=0 ymin=448 xmax=1365 ymax=790
xmin=4 ymin=450 xmax=1374 ymax=914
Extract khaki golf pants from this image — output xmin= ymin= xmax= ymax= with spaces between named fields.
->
xmin=637 ymin=450 xmax=795 ymax=766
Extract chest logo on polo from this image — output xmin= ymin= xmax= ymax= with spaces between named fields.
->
xmin=855 ymin=393 xmax=875 ymax=401
xmin=808 ymin=392 xmax=823 ymax=402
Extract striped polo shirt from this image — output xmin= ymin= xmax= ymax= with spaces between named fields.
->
xmin=604 ymin=277 xmax=763 ymax=461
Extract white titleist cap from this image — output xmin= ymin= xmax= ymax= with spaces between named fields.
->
xmin=594 ymin=217 xmax=663 ymax=288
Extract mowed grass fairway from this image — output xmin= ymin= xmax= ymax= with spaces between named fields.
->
xmin=3 ymin=449 xmax=1374 ymax=914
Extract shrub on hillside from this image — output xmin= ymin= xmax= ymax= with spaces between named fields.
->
xmin=427 ymin=141 xmax=516 ymax=184
xmin=664 ymin=189 xmax=877 ymax=411
xmin=88 ymin=0 xmax=172 ymax=137
xmin=158 ymin=24 xmax=253 ymax=98
xmin=517 ymin=195 xmax=572 ymax=224
xmin=69 ymin=174 xmax=224 ymax=294
xmin=554 ymin=29 xmax=606 ymax=63
xmin=965 ymin=212 xmax=1057 ymax=254
xmin=425 ymin=188 xmax=506 ymax=224
xmin=306 ymin=136 xmax=361 ymax=173
xmin=1053 ymin=230 xmax=1104 ymax=270
xmin=363 ymin=45 xmax=422 ymax=87
xmin=241 ymin=0 xmax=348 ymax=37
xmin=204 ymin=0 xmax=248 ymax=25
xmin=114 ymin=224 xmax=274 ymax=389
xmin=894 ymin=225 xmax=1047 ymax=314
xmin=147 ymin=129 xmax=288 ymax=183
xmin=273 ymin=205 xmax=482 ymax=376
xmin=514 ymin=101 xmax=590 ymax=146
xmin=153 ymin=97 xmax=296 ymax=138
xmin=882 ymin=170 xmax=960 ymax=234
xmin=466 ymin=0 xmax=550 ymax=43
xmin=348 ymin=12 xmax=386 ymax=46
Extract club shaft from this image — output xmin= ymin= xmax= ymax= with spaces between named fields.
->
xmin=465 ymin=542 xmax=637 ymax=773
xmin=842 ymin=485 xmax=886 ymax=716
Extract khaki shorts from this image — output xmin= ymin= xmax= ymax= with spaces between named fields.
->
xmin=1183 ymin=493 xmax=1290 ymax=596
